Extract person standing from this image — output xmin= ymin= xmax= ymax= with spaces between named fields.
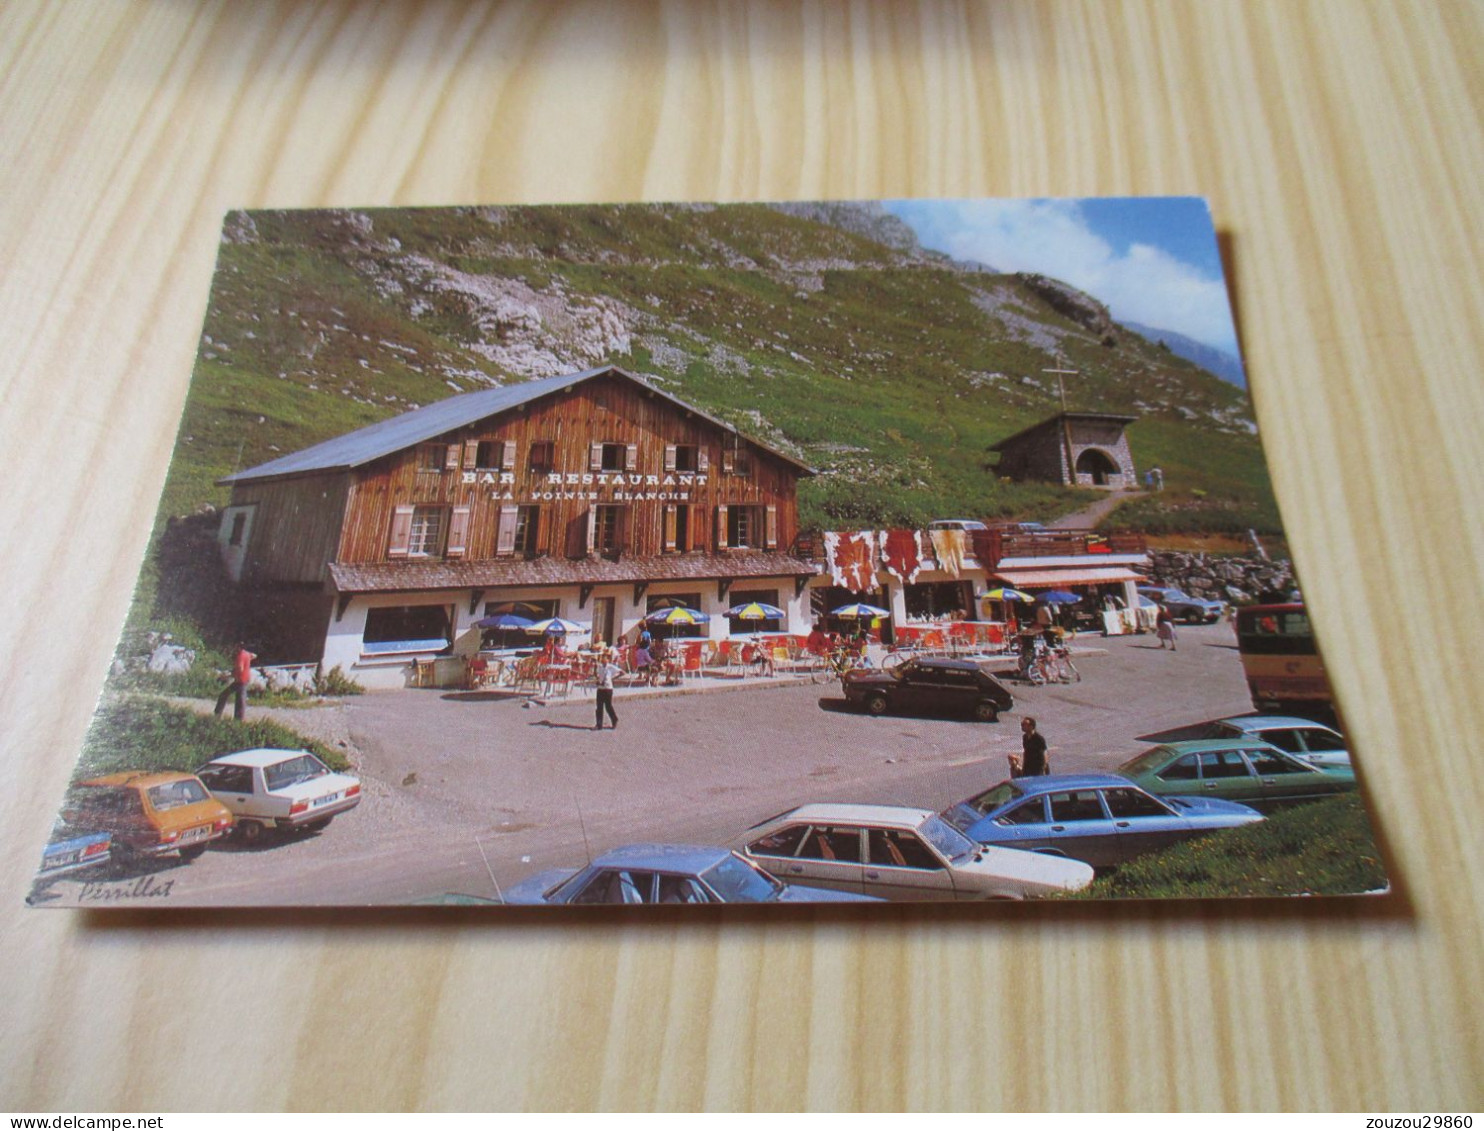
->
xmin=1156 ymin=604 xmax=1178 ymax=651
xmin=1019 ymin=716 xmax=1050 ymax=777
xmin=594 ymin=649 xmax=621 ymax=730
xmin=214 ymin=642 xmax=256 ymax=720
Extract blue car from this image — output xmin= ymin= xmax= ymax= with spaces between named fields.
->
xmin=502 ymin=843 xmax=881 ymax=905
xmin=939 ymin=773 xmax=1264 ymax=868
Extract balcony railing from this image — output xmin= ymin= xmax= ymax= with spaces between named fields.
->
xmin=792 ymin=527 xmax=1146 ymax=571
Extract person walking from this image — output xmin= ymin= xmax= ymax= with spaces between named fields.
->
xmin=214 ymin=642 xmax=256 ymax=721
xmin=1017 ymin=716 xmax=1050 ymax=777
xmin=594 ymin=648 xmax=621 ymax=730
xmin=1156 ymin=604 xmax=1178 ymax=651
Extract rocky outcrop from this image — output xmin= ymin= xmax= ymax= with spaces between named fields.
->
xmin=1016 ymin=273 xmax=1121 ymax=347
xmin=1147 ymin=551 xmax=1297 ymax=605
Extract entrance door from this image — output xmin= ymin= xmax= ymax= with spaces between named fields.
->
xmin=591 ymin=597 xmax=616 ymax=649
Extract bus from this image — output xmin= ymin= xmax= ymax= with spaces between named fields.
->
xmin=1234 ymin=603 xmax=1335 ymax=718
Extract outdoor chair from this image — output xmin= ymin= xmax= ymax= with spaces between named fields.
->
xmin=410 ymin=657 xmax=438 ymax=688
xmin=512 ymin=655 xmax=543 ymax=694
xmin=681 ymin=643 xmax=705 ymax=681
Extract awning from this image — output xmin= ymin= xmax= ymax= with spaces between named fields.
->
xmin=993 ymin=567 xmax=1147 ymax=588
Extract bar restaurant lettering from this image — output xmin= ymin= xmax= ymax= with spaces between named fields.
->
xmin=467 ymin=466 xmax=706 ymax=502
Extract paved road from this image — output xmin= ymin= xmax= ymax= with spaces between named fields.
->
xmin=39 ymin=623 xmax=1252 ymax=907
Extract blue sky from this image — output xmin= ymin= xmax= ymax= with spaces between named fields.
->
xmin=883 ymin=197 xmax=1239 ymax=356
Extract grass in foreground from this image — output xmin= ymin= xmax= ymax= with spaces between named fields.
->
xmin=76 ymin=696 xmax=350 ymax=779
xmin=1068 ymin=793 xmax=1387 ymax=899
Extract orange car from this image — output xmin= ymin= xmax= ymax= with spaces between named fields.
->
xmin=62 ymin=772 xmax=234 ymax=861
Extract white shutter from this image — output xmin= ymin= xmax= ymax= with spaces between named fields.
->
xmin=387 ymin=505 xmax=415 ymax=558
xmin=664 ymin=444 xmax=678 ymax=472
xmin=765 ymin=505 xmax=779 ymax=550
xmin=697 ymin=448 xmax=710 ymax=473
xmin=501 ymin=441 xmax=516 ymax=471
xmin=589 ymin=443 xmax=603 ymax=471
xmin=663 ymin=504 xmax=677 ymax=552
xmin=444 ymin=444 xmax=461 ymax=471
xmin=716 ymin=505 xmax=729 ymax=550
xmin=722 ymin=450 xmax=736 ymax=474
xmin=462 ymin=440 xmax=478 ymax=469
xmin=495 ymin=505 xmax=519 ymax=556
xmin=586 ymin=507 xmax=598 ymax=555
xmin=625 ymin=443 xmax=638 ymax=471
xmin=446 ymin=506 xmax=472 ymax=558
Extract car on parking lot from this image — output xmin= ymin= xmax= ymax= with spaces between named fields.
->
xmin=61 ymin=772 xmax=234 ymax=861
xmin=36 ymin=820 xmax=113 ymax=880
xmin=928 ymin=519 xmax=989 ymax=532
xmin=502 ymin=844 xmax=880 ymax=905
xmin=1201 ymin=715 xmax=1351 ymax=767
xmin=939 ymin=773 xmax=1265 ymax=868
xmin=196 ymin=748 xmax=361 ymax=843
xmin=1119 ymin=739 xmax=1356 ymax=810
xmin=740 ymin=803 xmax=1094 ymax=900
xmin=1138 ymin=586 xmax=1225 ymax=624
xmin=842 ymin=657 xmax=1014 ymax=722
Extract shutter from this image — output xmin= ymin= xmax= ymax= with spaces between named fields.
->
xmin=663 ymin=504 xmax=677 ymax=552
xmin=495 ymin=505 xmax=518 ymax=556
xmin=765 ymin=505 xmax=779 ymax=550
xmin=387 ymin=505 xmax=415 ymax=558
xmin=664 ymin=444 xmax=677 ymax=472
xmin=722 ymin=450 xmax=736 ymax=474
xmin=589 ymin=443 xmax=603 ymax=471
xmin=501 ymin=441 xmax=516 ymax=471
xmin=697 ymin=448 xmax=710 ymax=473
xmin=444 ymin=444 xmax=461 ymax=471
xmin=586 ymin=507 xmax=598 ymax=555
xmin=446 ymin=506 xmax=472 ymax=558
xmin=625 ymin=443 xmax=638 ymax=471
xmin=462 ymin=440 xmax=478 ymax=469
xmin=716 ymin=505 xmax=729 ymax=550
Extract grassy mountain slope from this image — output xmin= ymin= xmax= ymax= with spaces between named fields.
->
xmin=173 ymin=203 xmax=1275 ymax=533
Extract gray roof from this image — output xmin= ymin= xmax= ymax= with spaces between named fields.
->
xmin=220 ymin=366 xmax=811 ymax=484
xmin=989 ymin=411 xmax=1138 ymax=452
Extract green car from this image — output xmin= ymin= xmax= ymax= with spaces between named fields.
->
xmin=1119 ymin=738 xmax=1356 ymax=811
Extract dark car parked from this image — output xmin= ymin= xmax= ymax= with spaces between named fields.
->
xmin=842 ymin=657 xmax=1014 ymax=722
xmin=1138 ymin=586 xmax=1225 ymax=624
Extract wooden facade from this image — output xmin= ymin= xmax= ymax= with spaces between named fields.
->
xmin=225 ymin=371 xmax=806 ymax=586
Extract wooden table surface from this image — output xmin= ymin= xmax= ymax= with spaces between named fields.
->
xmin=3 ymin=0 xmax=1482 ymax=1112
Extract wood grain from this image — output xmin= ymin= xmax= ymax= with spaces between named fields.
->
xmin=3 ymin=0 xmax=1482 ymax=1111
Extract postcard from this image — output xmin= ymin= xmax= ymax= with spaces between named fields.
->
xmin=30 ymin=198 xmax=1385 ymax=907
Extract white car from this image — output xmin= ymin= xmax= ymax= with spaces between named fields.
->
xmin=1207 ymin=716 xmax=1351 ymax=767
xmin=739 ymin=803 xmax=1094 ymax=901
xmin=196 ymin=748 xmax=361 ymax=842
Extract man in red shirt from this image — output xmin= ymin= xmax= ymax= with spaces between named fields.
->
xmin=214 ymin=642 xmax=257 ymax=721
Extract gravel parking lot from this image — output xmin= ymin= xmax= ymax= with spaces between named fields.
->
xmin=41 ymin=624 xmax=1253 ymax=906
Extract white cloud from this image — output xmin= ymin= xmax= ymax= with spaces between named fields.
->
xmin=892 ymin=200 xmax=1238 ymax=354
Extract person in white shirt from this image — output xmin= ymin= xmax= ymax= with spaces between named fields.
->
xmin=594 ymin=650 xmax=621 ymax=730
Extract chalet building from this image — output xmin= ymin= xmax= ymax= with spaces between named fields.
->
xmin=216 ymin=366 xmax=818 ymax=688
xmin=990 ymin=412 xmax=1138 ymax=489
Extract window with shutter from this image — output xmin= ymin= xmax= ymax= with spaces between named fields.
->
xmin=446 ymin=506 xmax=472 ymax=558
xmin=387 ymin=505 xmax=416 ymax=558
xmin=530 ymin=440 xmax=556 ymax=471
xmin=407 ymin=507 xmax=446 ymax=557
xmin=495 ymin=505 xmax=519 ymax=556
xmin=513 ymin=506 xmax=539 ymax=555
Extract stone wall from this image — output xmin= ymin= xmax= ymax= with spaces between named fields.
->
xmin=1148 ymin=550 xmax=1297 ymax=605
